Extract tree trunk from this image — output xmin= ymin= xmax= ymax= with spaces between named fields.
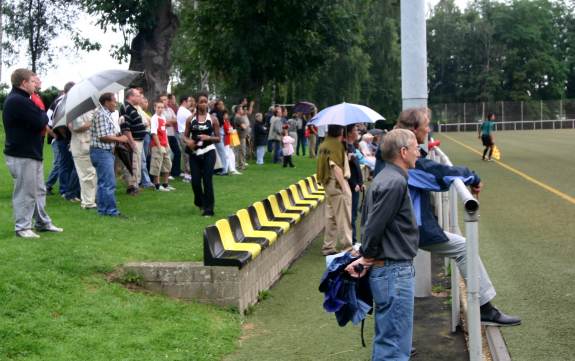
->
xmin=128 ymin=0 xmax=178 ymax=111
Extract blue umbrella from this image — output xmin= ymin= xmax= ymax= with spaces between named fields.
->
xmin=309 ymin=102 xmax=385 ymax=126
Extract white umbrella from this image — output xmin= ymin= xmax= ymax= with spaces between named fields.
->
xmin=309 ymin=102 xmax=385 ymax=126
xmin=52 ymin=69 xmax=143 ymax=129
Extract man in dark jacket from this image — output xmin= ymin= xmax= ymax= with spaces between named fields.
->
xmin=346 ymin=129 xmax=421 ymax=361
xmin=395 ymin=107 xmax=521 ymax=327
xmin=3 ymin=68 xmax=63 ymax=238
xmin=346 ymin=124 xmax=364 ymax=244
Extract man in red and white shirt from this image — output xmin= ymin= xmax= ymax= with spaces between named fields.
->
xmin=150 ymin=101 xmax=173 ymax=192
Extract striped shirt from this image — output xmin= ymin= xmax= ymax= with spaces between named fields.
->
xmin=120 ymin=102 xmax=147 ymax=141
xmin=91 ymin=106 xmax=118 ymax=150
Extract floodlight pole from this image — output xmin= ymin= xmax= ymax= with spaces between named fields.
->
xmin=401 ymin=0 xmax=431 ymax=298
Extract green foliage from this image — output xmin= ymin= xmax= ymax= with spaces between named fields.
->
xmin=1 ymin=0 xmax=99 ymax=73
xmin=117 ymin=270 xmax=144 ymax=286
xmin=173 ymin=0 xmax=401 ymax=118
xmin=38 ymin=86 xmax=60 ymax=109
xmin=81 ymin=0 xmax=167 ymax=62
xmin=257 ymin=290 xmax=271 ymax=302
xmin=428 ymin=0 xmax=570 ymax=104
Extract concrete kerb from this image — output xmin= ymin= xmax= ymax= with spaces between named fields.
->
xmin=458 ymin=280 xmax=512 ymax=361
xmin=122 ymin=202 xmax=326 ymax=313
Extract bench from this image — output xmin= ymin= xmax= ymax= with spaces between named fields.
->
xmin=124 ymin=174 xmax=326 ymax=312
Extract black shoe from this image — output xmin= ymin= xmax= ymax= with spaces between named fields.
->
xmin=481 ymin=304 xmax=521 ymax=326
xmin=201 ymin=210 xmax=214 ymax=217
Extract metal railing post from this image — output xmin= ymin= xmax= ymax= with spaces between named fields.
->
xmin=449 ymin=186 xmax=461 ymax=333
xmin=464 ymin=206 xmax=482 ymax=361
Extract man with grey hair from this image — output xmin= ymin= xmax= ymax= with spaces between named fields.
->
xmin=3 ymin=68 xmax=63 ymax=238
xmin=119 ymin=88 xmax=147 ymax=195
xmin=395 ymin=107 xmax=521 ymax=327
xmin=346 ymin=128 xmax=420 ymax=361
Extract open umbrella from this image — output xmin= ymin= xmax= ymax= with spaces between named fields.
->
xmin=293 ymin=101 xmax=316 ymax=114
xmin=309 ymin=102 xmax=385 ymax=127
xmin=52 ymin=69 xmax=143 ymax=129
xmin=368 ymin=128 xmax=385 ymax=136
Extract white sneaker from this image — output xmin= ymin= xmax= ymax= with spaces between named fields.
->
xmin=35 ymin=224 xmax=64 ymax=233
xmin=168 ymin=176 xmax=175 ymax=180
xmin=167 ymin=185 xmax=176 ymax=191
xmin=158 ymin=185 xmax=171 ymax=192
xmin=16 ymin=229 xmax=40 ymax=238
xmin=230 ymin=170 xmax=242 ymax=175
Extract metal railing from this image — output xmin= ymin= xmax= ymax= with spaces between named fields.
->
xmin=429 ymin=146 xmax=482 ymax=361
xmin=438 ymin=118 xmax=575 ymax=132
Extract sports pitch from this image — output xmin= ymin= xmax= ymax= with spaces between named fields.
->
xmin=436 ymin=129 xmax=575 ymax=361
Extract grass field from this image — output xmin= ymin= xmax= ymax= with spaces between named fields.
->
xmin=1 ymin=123 xmax=573 ymax=360
xmin=0 ymin=118 xmax=320 ymax=360
xmin=436 ymin=129 xmax=575 ymax=361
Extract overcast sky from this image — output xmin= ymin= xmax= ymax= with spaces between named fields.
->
xmin=1 ymin=0 xmax=468 ymax=90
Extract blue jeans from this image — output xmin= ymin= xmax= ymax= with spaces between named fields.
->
xmin=140 ymin=133 xmax=153 ymax=187
xmin=271 ymin=140 xmax=281 ymax=163
xmin=256 ymin=146 xmax=266 ymax=165
xmin=215 ymin=141 xmax=228 ymax=173
xmin=369 ymin=261 xmax=415 ymax=361
xmin=57 ymin=139 xmax=80 ymax=199
xmin=296 ymin=130 xmax=307 ymax=155
xmin=90 ymin=148 xmax=120 ymax=216
xmin=46 ymin=140 xmax=61 ymax=190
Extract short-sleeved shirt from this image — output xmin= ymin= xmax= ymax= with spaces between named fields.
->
xmin=91 ymin=106 xmax=118 ymax=150
xmin=150 ymin=114 xmax=168 ymax=147
xmin=120 ymin=102 xmax=147 ymax=141
xmin=480 ymin=120 xmax=494 ymax=136
xmin=177 ymin=106 xmax=192 ymax=134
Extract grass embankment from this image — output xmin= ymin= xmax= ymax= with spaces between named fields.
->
xmin=436 ymin=129 xmax=575 ymax=361
xmin=0 ymin=118 xmax=318 ymax=360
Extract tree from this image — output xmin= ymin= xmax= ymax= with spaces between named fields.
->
xmin=82 ymin=0 xmax=179 ymax=106
xmin=176 ymin=0 xmax=359 ymax=101
xmin=2 ymin=0 xmax=99 ymax=73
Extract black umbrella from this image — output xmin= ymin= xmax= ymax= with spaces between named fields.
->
xmin=115 ymin=143 xmax=134 ymax=176
xmin=293 ymin=101 xmax=316 ymax=114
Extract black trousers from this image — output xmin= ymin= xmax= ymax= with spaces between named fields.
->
xmin=168 ymin=135 xmax=181 ymax=177
xmin=189 ymin=149 xmax=216 ymax=212
xmin=283 ymin=155 xmax=294 ymax=167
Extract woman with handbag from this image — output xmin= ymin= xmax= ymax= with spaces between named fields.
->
xmin=183 ymin=93 xmax=221 ymax=217
xmin=223 ymin=110 xmax=241 ymax=175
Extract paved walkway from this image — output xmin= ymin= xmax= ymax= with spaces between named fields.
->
xmin=225 ymin=237 xmax=468 ymax=361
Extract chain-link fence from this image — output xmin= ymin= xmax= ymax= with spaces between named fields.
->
xmin=430 ymin=99 xmax=575 ymax=123
xmin=430 ymin=99 xmax=575 ymax=132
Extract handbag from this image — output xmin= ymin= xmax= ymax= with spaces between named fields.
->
xmin=230 ymin=130 xmax=241 ymax=147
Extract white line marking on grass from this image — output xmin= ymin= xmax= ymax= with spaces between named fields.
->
xmin=441 ymin=134 xmax=575 ymax=205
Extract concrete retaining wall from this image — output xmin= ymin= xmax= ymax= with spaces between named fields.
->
xmin=123 ymin=202 xmax=325 ymax=312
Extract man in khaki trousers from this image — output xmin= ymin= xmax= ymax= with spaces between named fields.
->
xmin=70 ymin=110 xmax=97 ymax=209
xmin=316 ymin=124 xmax=353 ymax=255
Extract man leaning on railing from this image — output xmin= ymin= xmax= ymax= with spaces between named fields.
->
xmin=378 ymin=107 xmax=521 ymax=327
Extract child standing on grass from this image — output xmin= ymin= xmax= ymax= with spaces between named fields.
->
xmin=149 ymin=101 xmax=174 ymax=192
xmin=282 ymin=127 xmax=295 ymax=168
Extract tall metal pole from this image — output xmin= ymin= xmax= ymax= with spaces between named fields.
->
xmin=401 ymin=0 xmax=428 ymax=110
xmin=401 ymin=0 xmax=431 ymax=298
